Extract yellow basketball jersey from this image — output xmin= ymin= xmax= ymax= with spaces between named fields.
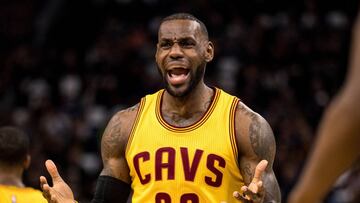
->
xmin=0 ymin=185 xmax=47 ymax=203
xmin=126 ymin=88 xmax=244 ymax=203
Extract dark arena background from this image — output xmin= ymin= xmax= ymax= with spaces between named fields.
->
xmin=1 ymin=0 xmax=359 ymax=202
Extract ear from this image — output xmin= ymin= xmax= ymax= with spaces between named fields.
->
xmin=24 ymin=154 xmax=31 ymax=170
xmin=204 ymin=41 xmax=214 ymax=62
xmin=155 ymin=43 xmax=160 ymax=64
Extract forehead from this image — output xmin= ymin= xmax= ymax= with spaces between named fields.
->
xmin=158 ymin=19 xmax=202 ymax=40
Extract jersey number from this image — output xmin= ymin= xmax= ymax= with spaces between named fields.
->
xmin=156 ymin=192 xmax=199 ymax=203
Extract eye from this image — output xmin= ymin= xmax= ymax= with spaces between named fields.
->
xmin=159 ymin=41 xmax=172 ymax=49
xmin=179 ymin=40 xmax=195 ymax=48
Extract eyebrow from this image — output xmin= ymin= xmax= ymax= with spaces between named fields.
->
xmin=159 ymin=36 xmax=196 ymax=42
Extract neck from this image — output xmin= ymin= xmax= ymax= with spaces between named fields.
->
xmin=0 ymin=165 xmax=25 ymax=187
xmin=163 ymin=83 xmax=214 ymax=118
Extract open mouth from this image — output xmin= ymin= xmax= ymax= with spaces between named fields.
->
xmin=167 ymin=68 xmax=190 ymax=85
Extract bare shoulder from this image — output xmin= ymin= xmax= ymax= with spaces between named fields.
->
xmin=100 ymin=103 xmax=140 ymax=179
xmin=101 ymin=103 xmax=140 ymax=153
xmin=115 ymin=103 xmax=141 ymax=135
xmin=234 ymin=101 xmax=276 ymax=165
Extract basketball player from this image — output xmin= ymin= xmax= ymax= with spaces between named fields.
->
xmin=40 ymin=13 xmax=281 ymax=203
xmin=288 ymin=8 xmax=360 ymax=203
xmin=0 ymin=126 xmax=47 ymax=203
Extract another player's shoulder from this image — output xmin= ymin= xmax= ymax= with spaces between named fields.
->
xmin=0 ymin=186 xmax=47 ymax=203
xmin=24 ymin=188 xmax=47 ymax=203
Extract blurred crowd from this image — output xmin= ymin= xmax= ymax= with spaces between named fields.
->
xmin=1 ymin=0 xmax=359 ymax=202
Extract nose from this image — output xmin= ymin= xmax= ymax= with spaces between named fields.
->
xmin=169 ymin=43 xmax=183 ymax=59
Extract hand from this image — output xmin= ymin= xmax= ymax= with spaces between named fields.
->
xmin=233 ymin=160 xmax=268 ymax=203
xmin=40 ymin=160 xmax=75 ymax=203
xmin=287 ymin=187 xmax=322 ymax=203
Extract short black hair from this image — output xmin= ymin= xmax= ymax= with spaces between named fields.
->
xmin=160 ymin=13 xmax=209 ymax=40
xmin=0 ymin=126 xmax=29 ymax=166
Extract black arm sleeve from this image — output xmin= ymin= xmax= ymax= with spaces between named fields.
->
xmin=91 ymin=175 xmax=131 ymax=203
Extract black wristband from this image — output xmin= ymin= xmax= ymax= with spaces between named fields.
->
xmin=91 ymin=175 xmax=131 ymax=203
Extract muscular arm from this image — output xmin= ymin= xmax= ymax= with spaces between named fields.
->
xmin=288 ymin=13 xmax=360 ymax=203
xmin=94 ymin=104 xmax=139 ymax=201
xmin=99 ymin=112 xmax=131 ymax=182
xmin=236 ymin=102 xmax=281 ymax=203
xmin=39 ymin=104 xmax=139 ymax=203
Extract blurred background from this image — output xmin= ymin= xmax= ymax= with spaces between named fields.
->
xmin=1 ymin=0 xmax=359 ymax=202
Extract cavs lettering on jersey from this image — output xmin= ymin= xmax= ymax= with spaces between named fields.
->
xmin=0 ymin=185 xmax=47 ymax=203
xmin=126 ymin=87 xmax=245 ymax=203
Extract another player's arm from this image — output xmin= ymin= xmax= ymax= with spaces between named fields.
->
xmin=92 ymin=104 xmax=139 ymax=202
xmin=235 ymin=102 xmax=281 ymax=203
xmin=288 ymin=11 xmax=360 ymax=203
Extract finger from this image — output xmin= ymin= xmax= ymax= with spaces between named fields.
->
xmin=248 ymin=182 xmax=258 ymax=193
xmin=233 ymin=191 xmax=241 ymax=199
xmin=51 ymin=194 xmax=59 ymax=203
xmin=243 ymin=187 xmax=264 ymax=202
xmin=42 ymin=183 xmax=52 ymax=200
xmin=233 ymin=190 xmax=250 ymax=201
xmin=40 ymin=176 xmax=48 ymax=190
xmin=241 ymin=186 xmax=251 ymax=200
xmin=252 ymin=160 xmax=268 ymax=183
xmin=233 ymin=191 xmax=242 ymax=200
xmin=45 ymin=159 xmax=63 ymax=182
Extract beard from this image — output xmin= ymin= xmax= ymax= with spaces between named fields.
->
xmin=157 ymin=63 xmax=206 ymax=98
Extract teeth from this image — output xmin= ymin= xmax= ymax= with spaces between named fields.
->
xmin=169 ymin=73 xmax=185 ymax=78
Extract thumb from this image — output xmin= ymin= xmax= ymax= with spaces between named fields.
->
xmin=252 ymin=160 xmax=268 ymax=182
xmin=45 ymin=159 xmax=63 ymax=183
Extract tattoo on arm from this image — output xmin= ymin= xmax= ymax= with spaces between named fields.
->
xmin=101 ymin=114 xmax=124 ymax=176
xmin=123 ymin=103 xmax=139 ymax=113
xmin=249 ymin=117 xmax=275 ymax=167
xmin=237 ymin=103 xmax=281 ymax=202
xmin=241 ymin=163 xmax=255 ymax=184
xmin=100 ymin=103 xmax=139 ymax=177
xmin=263 ymin=170 xmax=281 ymax=203
xmin=250 ymin=117 xmax=280 ymax=202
